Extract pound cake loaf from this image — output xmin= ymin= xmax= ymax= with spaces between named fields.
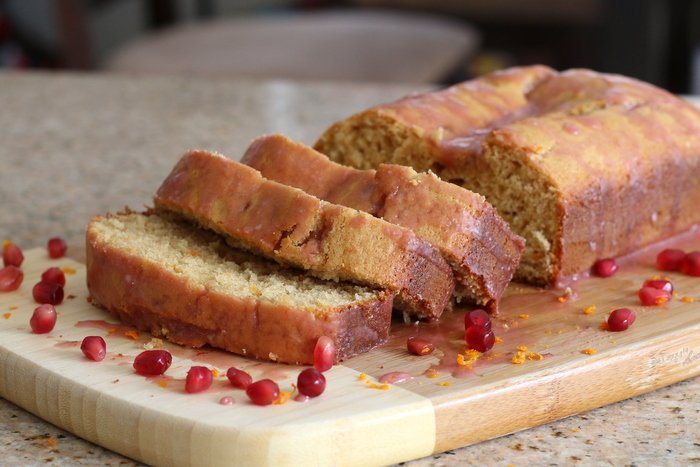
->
xmin=155 ymin=150 xmax=454 ymax=319
xmin=86 ymin=212 xmax=394 ymax=364
xmin=315 ymin=66 xmax=700 ymax=285
xmin=242 ymin=133 xmax=524 ymax=311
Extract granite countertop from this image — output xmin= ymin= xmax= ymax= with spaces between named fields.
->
xmin=0 ymin=71 xmax=697 ymax=466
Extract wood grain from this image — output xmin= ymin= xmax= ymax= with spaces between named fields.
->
xmin=1 ymin=233 xmax=699 ymax=466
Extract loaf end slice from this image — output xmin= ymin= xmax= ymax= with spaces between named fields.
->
xmin=86 ymin=212 xmax=394 ymax=364
xmin=154 ymin=150 xmax=454 ymax=319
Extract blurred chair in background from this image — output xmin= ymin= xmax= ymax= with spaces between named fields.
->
xmin=105 ymin=9 xmax=480 ymax=84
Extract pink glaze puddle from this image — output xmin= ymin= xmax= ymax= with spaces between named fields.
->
xmin=53 ymin=340 xmax=79 ymax=349
xmin=294 ymin=394 xmax=310 ymax=403
xmin=379 ymin=372 xmax=413 ymax=384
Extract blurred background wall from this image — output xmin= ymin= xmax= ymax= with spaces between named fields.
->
xmin=0 ymin=0 xmax=699 ymax=93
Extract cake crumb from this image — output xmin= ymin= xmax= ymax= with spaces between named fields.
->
xmin=143 ymin=338 xmax=163 ymax=350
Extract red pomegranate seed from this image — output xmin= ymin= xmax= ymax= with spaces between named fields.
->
xmin=464 ymin=309 xmax=491 ymax=331
xmin=680 ymin=251 xmax=700 ymax=276
xmin=41 ymin=267 xmax=66 ymax=287
xmin=226 ymin=367 xmax=252 ymax=389
xmin=185 ymin=366 xmax=214 ymax=394
xmin=297 ymin=368 xmax=326 ymax=398
xmin=638 ymin=287 xmax=671 ymax=306
xmin=32 ymin=281 xmax=64 ymax=305
xmin=0 ymin=265 xmax=23 ymax=292
xmin=30 ymin=304 xmax=57 ymax=334
xmin=313 ymin=336 xmax=335 ymax=372
xmin=656 ymin=248 xmax=685 ymax=271
xmin=80 ymin=336 xmax=107 ymax=362
xmin=47 ymin=237 xmax=68 ymax=259
xmin=592 ymin=258 xmax=618 ymax=277
xmin=465 ymin=326 xmax=496 ymax=353
xmin=133 ymin=350 xmax=172 ymax=376
xmin=607 ymin=308 xmax=636 ymax=332
xmin=246 ymin=379 xmax=280 ymax=406
xmin=642 ymin=279 xmax=673 ymax=294
xmin=407 ymin=337 xmax=435 ymax=356
xmin=2 ymin=242 xmax=23 ymax=267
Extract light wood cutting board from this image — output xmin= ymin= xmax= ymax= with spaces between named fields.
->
xmin=1 ymin=239 xmax=699 ymax=466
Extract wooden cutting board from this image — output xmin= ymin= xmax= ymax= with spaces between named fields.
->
xmin=1 ymin=240 xmax=699 ymax=466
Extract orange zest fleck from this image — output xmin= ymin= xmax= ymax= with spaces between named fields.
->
xmin=358 ymin=372 xmax=368 ymax=381
xmin=438 ymin=381 xmax=450 ymax=387
xmin=2 ymin=313 xmax=10 ymax=320
xmin=2 ymin=240 xmax=11 ymax=249
xmin=494 ymin=336 xmax=503 ymax=344
xmin=211 ymin=368 xmax=221 ymax=378
xmin=599 ymin=321 xmax=609 ymax=331
xmin=107 ymin=327 xmax=119 ymax=335
xmin=511 ymin=352 xmax=526 ymax=364
xmin=158 ymin=380 xmax=168 ymax=388
xmin=516 ymin=345 xmax=528 ymax=352
xmin=583 ymin=305 xmax=597 ymax=315
xmin=9 ymin=305 xmax=17 ymax=310
xmin=557 ymin=296 xmax=567 ymax=303
xmin=273 ymin=391 xmax=291 ymax=405
xmin=518 ymin=314 xmax=530 ymax=319
xmin=365 ymin=382 xmax=390 ymax=390
xmin=656 ymin=295 xmax=669 ymax=305
xmin=124 ymin=330 xmax=139 ymax=340
xmin=672 ymin=291 xmax=679 ymax=298
xmin=581 ymin=348 xmax=597 ymax=355
xmin=457 ymin=349 xmax=481 ymax=367
xmin=47 ymin=438 xmax=57 ymax=448
xmin=61 ymin=266 xmax=77 ymax=275
xmin=526 ymin=352 xmax=543 ymax=361
xmin=681 ymin=296 xmax=695 ymax=303
xmin=425 ymin=370 xmax=439 ymax=379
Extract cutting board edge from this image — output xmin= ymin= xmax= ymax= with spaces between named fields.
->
xmin=428 ymin=323 xmax=700 ymax=452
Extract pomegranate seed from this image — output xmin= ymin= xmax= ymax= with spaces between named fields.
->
xmin=407 ymin=337 xmax=435 ymax=356
xmin=656 ymin=248 xmax=685 ymax=271
xmin=0 ymin=266 xmax=23 ymax=292
xmin=464 ymin=309 xmax=491 ymax=331
xmin=592 ymin=258 xmax=618 ymax=277
xmin=607 ymin=308 xmax=636 ymax=332
xmin=30 ymin=304 xmax=57 ymax=334
xmin=680 ymin=251 xmax=700 ymax=276
xmin=133 ymin=350 xmax=172 ymax=376
xmin=185 ymin=366 xmax=214 ymax=394
xmin=226 ymin=367 xmax=252 ymax=389
xmin=80 ymin=336 xmax=106 ymax=362
xmin=2 ymin=242 xmax=23 ymax=267
xmin=47 ymin=237 xmax=68 ymax=259
xmin=32 ymin=281 xmax=64 ymax=305
xmin=465 ymin=325 xmax=496 ymax=352
xmin=41 ymin=267 xmax=66 ymax=287
xmin=246 ymin=379 xmax=279 ymax=406
xmin=297 ymin=368 xmax=326 ymax=398
xmin=313 ymin=336 xmax=335 ymax=372
xmin=638 ymin=287 xmax=671 ymax=306
xmin=642 ymin=279 xmax=673 ymax=294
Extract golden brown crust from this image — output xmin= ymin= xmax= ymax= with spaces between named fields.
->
xmin=242 ymin=134 xmax=524 ymax=310
xmin=85 ymin=214 xmax=394 ymax=365
xmin=155 ymin=150 xmax=453 ymax=319
xmin=315 ymin=66 xmax=700 ymax=285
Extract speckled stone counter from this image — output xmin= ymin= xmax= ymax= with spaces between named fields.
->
xmin=0 ymin=71 xmax=698 ymax=466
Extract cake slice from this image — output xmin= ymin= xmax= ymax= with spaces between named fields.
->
xmin=241 ymin=134 xmax=524 ymax=311
xmin=86 ymin=212 xmax=394 ymax=364
xmin=154 ymin=150 xmax=454 ymax=320
xmin=315 ymin=66 xmax=700 ymax=285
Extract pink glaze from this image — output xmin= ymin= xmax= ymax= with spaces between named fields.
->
xmin=294 ymin=394 xmax=310 ymax=403
xmin=53 ymin=340 xmax=79 ymax=349
xmin=379 ymin=372 xmax=413 ymax=384
xmin=219 ymin=396 xmax=235 ymax=406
